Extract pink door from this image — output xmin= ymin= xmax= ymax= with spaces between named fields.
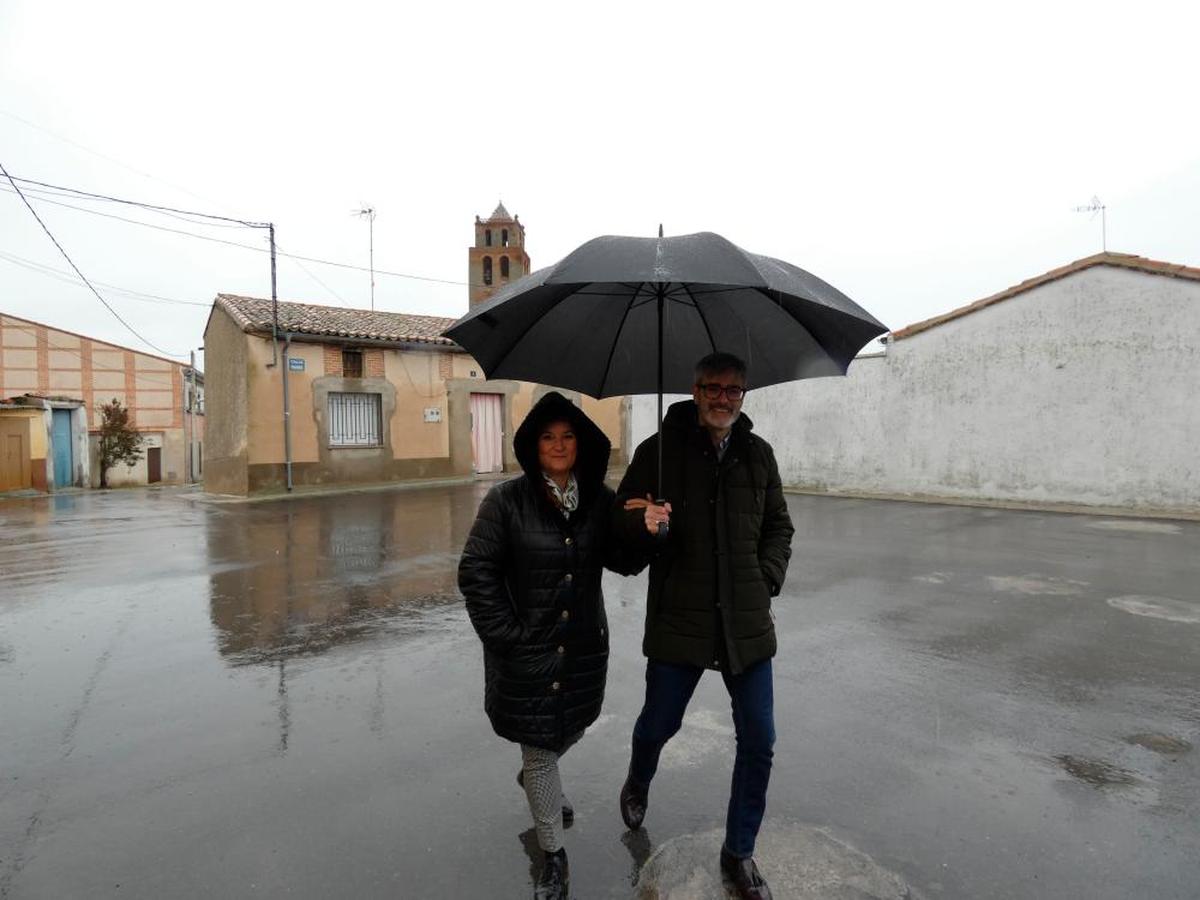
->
xmin=470 ymin=393 xmax=504 ymax=474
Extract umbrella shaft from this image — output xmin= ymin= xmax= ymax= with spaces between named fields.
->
xmin=657 ymin=284 xmax=665 ymax=499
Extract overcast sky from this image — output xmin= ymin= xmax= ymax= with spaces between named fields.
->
xmin=3 ymin=0 xmax=1198 ymax=371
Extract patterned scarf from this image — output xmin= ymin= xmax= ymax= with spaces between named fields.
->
xmin=542 ymin=471 xmax=579 ymax=518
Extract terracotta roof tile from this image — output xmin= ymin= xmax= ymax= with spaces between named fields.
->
xmin=891 ymin=252 xmax=1200 ymax=341
xmin=215 ymin=294 xmax=458 ymax=346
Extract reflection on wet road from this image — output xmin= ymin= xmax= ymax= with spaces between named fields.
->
xmin=1 ymin=486 xmax=1198 ymax=899
xmin=206 ymin=488 xmax=484 ymax=665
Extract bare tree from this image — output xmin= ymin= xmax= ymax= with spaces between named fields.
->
xmin=98 ymin=398 xmax=144 ymax=488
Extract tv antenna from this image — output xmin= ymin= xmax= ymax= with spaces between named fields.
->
xmin=352 ymin=205 xmax=376 ymax=310
xmin=1072 ymin=196 xmax=1107 ymax=252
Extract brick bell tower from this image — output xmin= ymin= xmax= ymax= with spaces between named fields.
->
xmin=468 ymin=202 xmax=530 ymax=308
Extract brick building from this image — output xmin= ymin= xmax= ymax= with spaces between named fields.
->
xmin=0 ymin=312 xmax=203 ymax=491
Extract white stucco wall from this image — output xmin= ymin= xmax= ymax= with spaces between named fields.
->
xmin=632 ymin=266 xmax=1200 ymax=512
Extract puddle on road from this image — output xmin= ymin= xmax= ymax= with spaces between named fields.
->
xmin=912 ymin=571 xmax=951 ymax=585
xmin=1125 ymin=733 xmax=1193 ymax=755
xmin=213 ymin=587 xmax=466 ymax=667
xmin=986 ymin=575 xmax=1087 ymax=596
xmin=1106 ymin=595 xmax=1200 ymax=624
xmin=1054 ymin=754 xmax=1138 ymax=788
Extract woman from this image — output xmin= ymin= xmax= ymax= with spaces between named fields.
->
xmin=458 ymin=392 xmax=641 ymax=900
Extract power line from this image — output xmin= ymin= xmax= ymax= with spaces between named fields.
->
xmin=274 ymin=244 xmax=353 ymax=308
xmin=4 ymin=173 xmax=267 ymax=227
xmin=0 ymin=183 xmax=274 ymax=251
xmin=0 ymin=108 xmax=233 ymax=211
xmin=0 ymin=160 xmax=187 ymax=358
xmin=0 ymin=249 xmax=211 ymax=307
xmin=1 ymin=181 xmax=249 ymax=228
xmin=0 ymin=175 xmax=484 ymax=288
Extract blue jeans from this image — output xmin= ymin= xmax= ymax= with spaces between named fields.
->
xmin=629 ymin=658 xmax=775 ymax=857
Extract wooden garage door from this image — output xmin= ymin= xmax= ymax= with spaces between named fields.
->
xmin=1 ymin=429 xmax=31 ymax=491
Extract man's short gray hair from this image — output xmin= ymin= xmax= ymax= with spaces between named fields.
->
xmin=694 ymin=352 xmax=747 ymax=383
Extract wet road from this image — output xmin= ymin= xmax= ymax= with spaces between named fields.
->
xmin=1 ymin=485 xmax=1198 ymax=899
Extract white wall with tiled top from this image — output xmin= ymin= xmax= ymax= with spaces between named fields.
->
xmin=633 ymin=266 xmax=1200 ymax=513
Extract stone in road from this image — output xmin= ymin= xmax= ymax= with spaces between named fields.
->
xmin=636 ymin=823 xmax=922 ymax=899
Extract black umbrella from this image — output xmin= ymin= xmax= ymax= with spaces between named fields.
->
xmin=444 ymin=230 xmax=887 ymax=500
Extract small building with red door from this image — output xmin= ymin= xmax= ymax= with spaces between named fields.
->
xmin=202 ymin=295 xmax=629 ymax=496
xmin=201 ymin=205 xmax=630 ymax=497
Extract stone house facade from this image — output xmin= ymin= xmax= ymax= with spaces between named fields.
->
xmin=202 ymin=295 xmax=629 ymax=496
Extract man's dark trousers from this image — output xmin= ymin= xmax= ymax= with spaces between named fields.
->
xmin=629 ymin=658 xmax=775 ymax=857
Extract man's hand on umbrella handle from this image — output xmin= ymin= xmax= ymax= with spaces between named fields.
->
xmin=625 ymin=493 xmax=671 ymax=535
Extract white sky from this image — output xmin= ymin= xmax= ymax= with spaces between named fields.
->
xmin=2 ymin=0 xmax=1198 ymax=372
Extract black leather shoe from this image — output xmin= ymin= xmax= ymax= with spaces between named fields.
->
xmin=534 ymin=848 xmax=569 ymax=900
xmin=720 ymin=846 xmax=773 ymax=900
xmin=517 ymin=769 xmax=574 ymax=826
xmin=619 ymin=773 xmax=649 ymax=830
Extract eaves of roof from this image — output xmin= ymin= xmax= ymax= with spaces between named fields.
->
xmin=212 ymin=294 xmax=459 ymax=347
xmin=891 ymin=252 xmax=1200 ymax=341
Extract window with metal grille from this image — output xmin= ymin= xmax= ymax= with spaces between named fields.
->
xmin=342 ymin=349 xmax=363 ymax=378
xmin=328 ymin=392 xmax=382 ymax=447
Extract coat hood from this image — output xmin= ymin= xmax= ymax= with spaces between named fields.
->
xmin=513 ymin=392 xmax=611 ymax=497
xmin=661 ymin=398 xmax=755 ymax=434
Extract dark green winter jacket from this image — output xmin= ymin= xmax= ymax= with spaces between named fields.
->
xmin=614 ymin=400 xmax=794 ymax=675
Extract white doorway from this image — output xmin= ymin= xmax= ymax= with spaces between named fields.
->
xmin=470 ymin=393 xmax=503 ymax=474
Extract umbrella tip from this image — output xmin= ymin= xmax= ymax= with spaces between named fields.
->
xmin=658 ymin=223 xmax=664 ymax=238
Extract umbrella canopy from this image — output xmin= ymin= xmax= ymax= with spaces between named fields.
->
xmin=444 ymin=231 xmax=887 ymax=398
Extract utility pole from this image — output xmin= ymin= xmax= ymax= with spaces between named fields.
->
xmin=1073 ymin=196 xmax=1107 ymax=252
xmin=353 ymin=206 xmax=376 ymax=310
xmin=186 ymin=349 xmax=195 ymax=483
xmin=269 ymin=222 xmax=279 ymax=364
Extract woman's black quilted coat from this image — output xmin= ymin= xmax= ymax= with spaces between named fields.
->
xmin=458 ymin=392 xmax=641 ymax=752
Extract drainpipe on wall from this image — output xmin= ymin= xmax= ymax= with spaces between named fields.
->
xmin=281 ymin=332 xmax=294 ymax=492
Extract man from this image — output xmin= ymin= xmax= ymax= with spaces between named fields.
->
xmin=614 ymin=351 xmax=794 ymax=900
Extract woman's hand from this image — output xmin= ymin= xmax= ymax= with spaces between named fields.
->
xmin=625 ymin=493 xmax=671 ymax=535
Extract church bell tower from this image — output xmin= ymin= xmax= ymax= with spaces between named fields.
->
xmin=468 ymin=202 xmax=530 ymax=308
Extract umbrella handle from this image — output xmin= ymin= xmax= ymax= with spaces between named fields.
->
xmin=654 ymin=498 xmax=670 ymax=542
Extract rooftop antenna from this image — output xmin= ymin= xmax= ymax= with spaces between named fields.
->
xmin=1072 ymin=196 xmax=1107 ymax=252
xmin=352 ymin=205 xmax=376 ymax=309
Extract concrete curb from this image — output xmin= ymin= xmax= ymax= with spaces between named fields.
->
xmin=183 ymin=475 xmax=478 ymax=505
xmin=784 ymin=486 xmax=1200 ymax=523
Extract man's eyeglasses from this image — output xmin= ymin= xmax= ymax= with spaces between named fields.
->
xmin=697 ymin=383 xmax=746 ymax=401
